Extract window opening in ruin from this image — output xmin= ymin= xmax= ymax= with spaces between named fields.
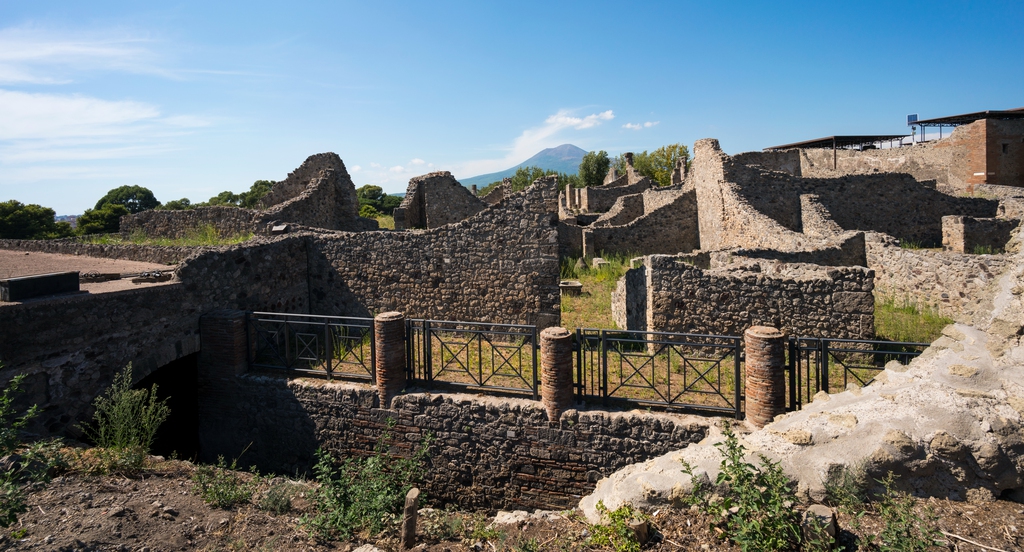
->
xmin=135 ymin=353 xmax=199 ymax=460
xmin=1003 ymin=143 xmax=1010 ymax=154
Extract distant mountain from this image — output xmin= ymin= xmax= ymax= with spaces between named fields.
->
xmin=459 ymin=144 xmax=587 ymax=188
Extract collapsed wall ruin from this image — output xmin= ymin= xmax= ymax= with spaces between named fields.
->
xmin=393 ymin=171 xmax=488 ymax=230
xmin=120 ymin=152 xmax=377 ymax=238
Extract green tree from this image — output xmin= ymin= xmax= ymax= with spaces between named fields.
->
xmin=94 ymin=186 xmax=160 ymax=214
xmin=157 ymin=198 xmax=192 ymax=210
xmin=578 ymin=150 xmax=610 ymax=188
xmin=204 ymin=191 xmax=242 ymax=207
xmin=77 ymin=204 xmax=129 ymax=235
xmin=0 ymin=200 xmax=73 ymax=239
xmin=239 ymin=180 xmax=274 ymax=209
xmin=478 ymin=166 xmax=580 ymax=196
xmin=357 ymin=185 xmax=385 ymax=202
xmin=356 ymin=185 xmax=402 ymax=215
xmin=615 ymin=143 xmax=690 ymax=187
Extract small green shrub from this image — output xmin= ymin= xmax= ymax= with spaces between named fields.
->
xmin=685 ymin=423 xmax=802 ymax=551
xmin=0 ymin=368 xmax=40 ymax=528
xmin=587 ymin=501 xmax=646 ymax=552
xmin=420 ymin=508 xmax=468 ymax=541
xmin=193 ymin=455 xmax=259 ymax=509
xmin=77 ymin=364 xmax=170 ymax=474
xmin=260 ymin=481 xmax=295 ymax=514
xmin=873 ymin=472 xmax=940 ymax=552
xmin=301 ymin=428 xmax=431 ymax=541
xmin=971 ymin=244 xmax=1002 ymax=255
xmin=898 ymin=239 xmax=923 ymax=250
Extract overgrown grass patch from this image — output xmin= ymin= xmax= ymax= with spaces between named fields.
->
xmin=560 ymin=252 xmax=636 ymax=330
xmin=82 ymin=224 xmax=253 ymax=247
xmin=874 ymin=295 xmax=952 ymax=344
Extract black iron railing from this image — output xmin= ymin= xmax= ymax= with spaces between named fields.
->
xmin=787 ymin=337 xmax=929 ymax=409
xmin=406 ymin=319 xmax=539 ymax=398
xmin=248 ymin=312 xmax=375 ymax=381
xmin=576 ymin=329 xmax=743 ymax=418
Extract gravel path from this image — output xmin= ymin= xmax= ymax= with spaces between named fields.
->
xmin=0 ymin=249 xmax=176 ymax=300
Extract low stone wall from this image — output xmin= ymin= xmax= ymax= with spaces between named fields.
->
xmin=198 ymin=374 xmax=709 ymax=510
xmin=558 ymin=221 xmax=584 ymax=258
xmin=866 ymin=233 xmax=1011 ymax=319
xmin=579 ymin=180 xmax=652 ymax=213
xmin=120 ymin=206 xmax=259 ymax=239
xmin=590 ymin=194 xmax=645 ymax=227
xmin=614 ymin=255 xmax=874 ymax=338
xmin=713 ymin=231 xmax=867 ymax=268
xmin=582 ymin=190 xmax=700 ymax=258
xmin=0 ymin=238 xmax=205 ymax=265
xmin=942 ymin=216 xmax=1020 ymax=253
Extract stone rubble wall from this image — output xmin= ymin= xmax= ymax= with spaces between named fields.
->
xmin=579 ymin=179 xmax=652 ymax=213
xmin=590 ymin=193 xmax=645 ymax=227
xmin=308 ymin=177 xmax=561 ymax=327
xmin=557 ymin=221 xmax=584 ymax=258
xmin=582 ymin=190 xmax=700 ymax=258
xmin=119 ymin=206 xmax=260 ymax=239
xmin=257 ymin=152 xmax=353 ymax=210
xmin=866 ymin=232 xmax=1011 ymax=320
xmin=694 ymin=138 xmax=998 ymax=250
xmin=0 ymin=238 xmax=206 ymax=265
xmin=942 ymin=216 xmax=1021 ymax=253
xmin=613 ymin=254 xmax=874 ymax=338
xmin=711 ymin=231 xmax=868 ymax=268
xmin=394 ymin=172 xmax=487 ymax=230
xmin=199 ymin=378 xmax=709 ymax=511
xmin=257 ymin=164 xmax=375 ymax=232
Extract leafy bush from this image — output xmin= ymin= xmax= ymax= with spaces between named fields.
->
xmin=301 ymin=428 xmax=430 ymax=541
xmin=77 ymin=364 xmax=170 ymax=473
xmin=259 ymin=481 xmax=296 ymax=514
xmin=587 ymin=501 xmax=646 ymax=552
xmin=0 ymin=369 xmax=40 ymax=528
xmin=872 ymin=472 xmax=940 ymax=552
xmin=193 ymin=456 xmax=260 ymax=509
xmin=683 ymin=422 xmax=802 ymax=551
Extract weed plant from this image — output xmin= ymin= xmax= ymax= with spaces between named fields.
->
xmin=587 ymin=501 xmax=647 ymax=552
xmin=301 ymin=426 xmax=431 ymax=541
xmin=193 ymin=455 xmax=260 ymax=509
xmin=870 ymin=472 xmax=941 ymax=551
xmin=682 ymin=422 xmax=804 ymax=551
xmin=971 ymin=244 xmax=1002 ymax=255
xmin=259 ymin=481 xmax=296 ymax=514
xmin=77 ymin=363 xmax=170 ymax=474
xmin=0 ymin=370 xmax=39 ymax=528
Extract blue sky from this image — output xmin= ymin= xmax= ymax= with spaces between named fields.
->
xmin=1 ymin=1 xmax=1022 ymax=214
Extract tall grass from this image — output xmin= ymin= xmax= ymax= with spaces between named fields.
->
xmin=874 ymin=296 xmax=952 ymax=344
xmin=560 ymin=252 xmax=637 ymax=330
xmin=82 ymin=224 xmax=252 ymax=247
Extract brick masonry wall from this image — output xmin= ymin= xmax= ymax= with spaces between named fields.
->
xmin=866 ymin=232 xmax=1011 ymax=319
xmin=198 ymin=376 xmax=709 ymax=510
xmin=942 ymin=216 xmax=1021 ymax=253
xmin=615 ymin=254 xmax=875 ymax=338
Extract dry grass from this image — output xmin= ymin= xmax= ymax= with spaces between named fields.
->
xmin=374 ymin=215 xmax=395 ymax=230
xmin=84 ymin=225 xmax=252 ymax=247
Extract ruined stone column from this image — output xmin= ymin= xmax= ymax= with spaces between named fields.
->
xmin=744 ymin=326 xmax=787 ymax=428
xmin=540 ymin=327 xmax=574 ymax=423
xmin=375 ymin=311 xmax=407 ymax=408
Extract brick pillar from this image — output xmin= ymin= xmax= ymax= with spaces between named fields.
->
xmin=198 ymin=309 xmax=249 ymax=464
xmin=375 ymin=311 xmax=407 ymax=408
xmin=744 ymin=326 xmax=786 ymax=428
xmin=540 ymin=327 xmax=574 ymax=423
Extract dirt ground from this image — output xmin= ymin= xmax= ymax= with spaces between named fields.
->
xmin=0 ymin=249 xmax=175 ymax=300
xmin=3 ymin=458 xmax=1022 ymax=552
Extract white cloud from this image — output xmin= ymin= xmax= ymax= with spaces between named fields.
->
xmin=370 ymin=162 xmax=382 ymax=168
xmin=0 ymin=26 xmax=173 ymax=84
xmin=0 ymin=89 xmax=159 ymax=140
xmin=454 ymin=108 xmax=615 ymax=177
xmin=389 ymin=165 xmax=405 ymax=173
xmin=350 ymin=165 xmax=362 ymax=172
xmin=410 ymin=158 xmax=425 ymax=165
xmin=623 ymin=121 xmax=660 ymax=130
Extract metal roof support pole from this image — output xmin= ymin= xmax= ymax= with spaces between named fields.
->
xmin=833 ymin=137 xmax=837 ymax=170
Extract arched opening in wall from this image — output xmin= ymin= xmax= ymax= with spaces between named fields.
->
xmin=135 ymin=353 xmax=199 ymax=460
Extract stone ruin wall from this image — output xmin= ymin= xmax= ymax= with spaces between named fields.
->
xmin=734 ymin=118 xmax=1024 ymax=192
xmin=582 ymin=190 xmax=699 ymax=258
xmin=394 ymin=172 xmax=487 ymax=230
xmin=579 ymin=179 xmax=652 ymax=213
xmin=613 ymin=255 xmax=874 ymax=339
xmin=478 ymin=179 xmax=510 ymax=205
xmin=0 ymin=179 xmax=562 ymax=437
xmin=0 ymin=238 xmax=201 ymax=265
xmin=309 ymin=177 xmax=561 ymax=327
xmin=866 ymin=232 xmax=1011 ymax=320
xmin=199 ymin=377 xmax=708 ymax=511
xmin=589 ymin=194 xmax=645 ymax=227
xmin=942 ymin=215 xmax=1021 ymax=253
xmin=120 ymin=153 xmax=375 ymax=239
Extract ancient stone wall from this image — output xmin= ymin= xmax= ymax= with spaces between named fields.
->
xmin=557 ymin=221 xmax=584 ymax=258
xmin=712 ymin=231 xmax=867 ymax=268
xmin=866 ymin=233 xmax=1011 ymax=319
xmin=693 ymin=139 xmax=997 ymax=250
xmin=198 ymin=375 xmax=708 ymax=510
xmin=308 ymin=177 xmax=561 ymax=327
xmin=394 ymin=172 xmax=487 ymax=230
xmin=258 ymin=164 xmax=375 ymax=232
xmin=590 ymin=194 xmax=645 ymax=227
xmin=942 ymin=216 xmax=1021 ymax=253
xmin=579 ymin=180 xmax=651 ymax=213
xmin=582 ymin=190 xmax=700 ymax=258
xmin=0 ymin=238 xmax=204 ymax=265
xmin=119 ymin=206 xmax=259 ymax=239
xmin=614 ymin=255 xmax=874 ymax=338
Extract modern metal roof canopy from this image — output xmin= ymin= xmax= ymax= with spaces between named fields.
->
xmin=764 ymin=135 xmax=909 ymax=151
xmin=913 ymin=107 xmax=1024 ymax=127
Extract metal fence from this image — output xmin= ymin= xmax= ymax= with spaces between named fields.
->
xmin=406 ymin=319 xmax=539 ymax=398
xmin=248 ymin=312 xmax=376 ymax=381
xmin=576 ymin=329 xmax=744 ymax=418
xmin=787 ymin=337 xmax=930 ymax=410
